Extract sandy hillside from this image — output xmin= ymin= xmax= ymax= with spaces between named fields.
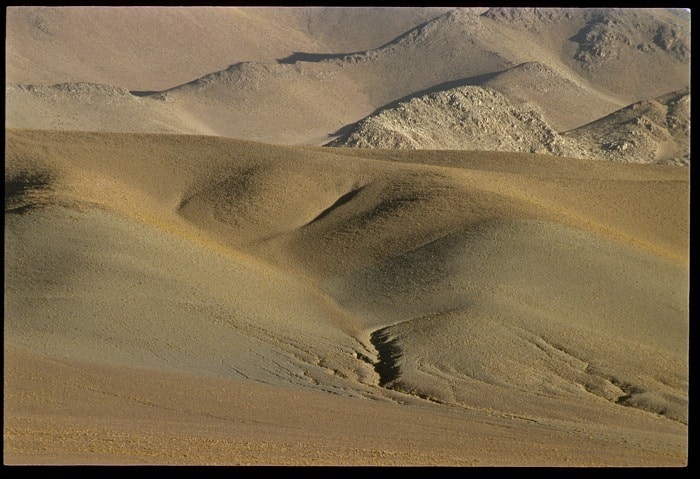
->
xmin=4 ymin=6 xmax=690 ymax=467
xmin=5 ymin=6 xmax=453 ymax=91
xmin=441 ymin=61 xmax=626 ymax=133
xmin=5 ymin=129 xmax=689 ymax=465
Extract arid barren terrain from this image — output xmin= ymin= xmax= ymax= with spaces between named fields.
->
xmin=4 ymin=7 xmax=689 ymax=466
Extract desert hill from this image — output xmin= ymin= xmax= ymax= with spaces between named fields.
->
xmin=4 ymin=6 xmax=690 ymax=466
xmin=5 ymin=6 xmax=453 ymax=91
xmin=327 ymin=85 xmax=690 ymax=165
xmin=5 ymin=7 xmax=690 ymax=149
xmin=5 ymin=129 xmax=689 ymax=465
xmin=564 ymin=88 xmax=690 ymax=165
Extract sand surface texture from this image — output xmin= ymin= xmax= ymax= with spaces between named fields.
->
xmin=4 ymin=7 xmax=689 ymax=466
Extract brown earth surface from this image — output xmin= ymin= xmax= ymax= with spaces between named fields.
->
xmin=4 ymin=7 xmax=689 ymax=466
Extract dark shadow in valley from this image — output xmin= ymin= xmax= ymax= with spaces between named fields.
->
xmin=277 ymin=52 xmax=361 ymax=64
xmin=305 ymin=186 xmax=365 ymax=226
xmin=370 ymin=327 xmax=402 ymax=387
xmin=324 ymin=122 xmax=358 ymax=143
xmin=129 ymin=90 xmax=160 ymax=97
xmin=5 ymin=172 xmax=52 ymax=215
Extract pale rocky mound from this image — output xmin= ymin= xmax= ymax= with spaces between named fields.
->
xmin=328 ymin=85 xmax=689 ymax=165
xmin=563 ymin=89 xmax=690 ymax=165
xmin=326 ymin=86 xmax=571 ymax=155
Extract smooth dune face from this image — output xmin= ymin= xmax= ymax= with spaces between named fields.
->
xmin=4 ymin=6 xmax=689 ymax=466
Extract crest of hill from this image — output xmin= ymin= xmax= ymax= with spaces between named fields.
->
xmin=5 ymin=6 xmax=451 ymax=91
xmin=5 ymin=83 xmax=217 ymax=136
xmin=280 ymin=7 xmax=455 ymax=55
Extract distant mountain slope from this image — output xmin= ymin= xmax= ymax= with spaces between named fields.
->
xmin=5 ymin=6 xmax=451 ymax=92
xmin=5 ymin=7 xmax=690 ymax=148
xmin=482 ymin=7 xmax=690 ymax=97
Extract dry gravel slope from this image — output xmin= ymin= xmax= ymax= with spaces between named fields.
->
xmin=564 ymin=88 xmax=690 ymax=164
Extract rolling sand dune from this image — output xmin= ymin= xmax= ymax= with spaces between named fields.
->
xmin=4 ymin=6 xmax=690 ymax=467
xmin=5 ymin=129 xmax=689 ymax=465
